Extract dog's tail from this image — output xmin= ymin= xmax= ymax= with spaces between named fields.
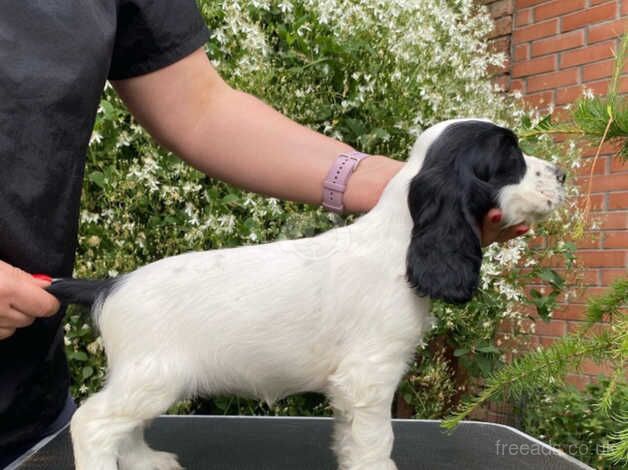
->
xmin=45 ymin=278 xmax=120 ymax=306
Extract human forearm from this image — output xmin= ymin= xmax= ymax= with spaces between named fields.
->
xmin=180 ymin=88 xmax=401 ymax=212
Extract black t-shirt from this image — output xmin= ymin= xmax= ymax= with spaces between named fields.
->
xmin=0 ymin=0 xmax=208 ymax=449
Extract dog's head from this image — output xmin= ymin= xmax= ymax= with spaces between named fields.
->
xmin=405 ymin=119 xmax=565 ymax=304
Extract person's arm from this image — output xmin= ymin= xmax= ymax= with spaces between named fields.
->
xmin=112 ymin=48 xmax=526 ymax=244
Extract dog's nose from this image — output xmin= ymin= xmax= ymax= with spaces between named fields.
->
xmin=555 ymin=167 xmax=566 ymax=184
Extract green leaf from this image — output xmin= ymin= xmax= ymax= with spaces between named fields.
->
xmin=222 ymin=194 xmax=239 ymax=205
xmin=89 ymin=171 xmax=106 ymax=189
xmin=68 ymin=351 xmax=88 ymax=362
xmin=476 ymin=356 xmax=493 ymax=377
xmin=82 ymin=366 xmax=94 ymax=379
xmin=453 ymin=348 xmax=469 ymax=357
xmin=538 ymin=268 xmax=565 ymax=289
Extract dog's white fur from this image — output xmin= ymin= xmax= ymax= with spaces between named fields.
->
xmin=70 ymin=119 xmax=564 ymax=470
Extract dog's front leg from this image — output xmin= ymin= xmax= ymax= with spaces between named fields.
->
xmin=328 ymin=368 xmax=399 ymax=470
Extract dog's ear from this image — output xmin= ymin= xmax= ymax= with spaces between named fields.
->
xmin=405 ymin=122 xmax=499 ymax=304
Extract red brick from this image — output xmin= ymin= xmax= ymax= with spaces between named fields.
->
xmin=562 ymin=3 xmax=618 ymax=33
xmin=514 ymin=44 xmax=529 ymax=61
xmin=534 ymin=319 xmax=567 ymax=336
xmin=491 ymin=37 xmax=511 ymax=55
xmin=603 ymin=231 xmax=628 ymax=248
xmin=514 ymin=19 xmax=559 ymax=44
xmin=512 ymin=55 xmax=556 ymax=77
xmin=529 ymin=235 xmax=546 ymax=249
xmin=600 ymin=212 xmax=628 ymax=229
xmin=489 ymin=0 xmax=514 ymax=18
xmin=580 ymin=80 xmax=611 ymax=97
xmin=601 ymin=268 xmax=628 ymax=285
xmin=566 ymin=373 xmax=590 ymax=389
xmin=578 ymin=269 xmax=601 ymax=286
xmin=576 ymin=250 xmax=626 ymax=268
xmin=527 ymin=68 xmax=578 ymax=92
xmin=623 ymin=0 xmax=628 ymax=15
xmin=611 ymin=157 xmax=628 ymax=173
xmin=561 ymin=41 xmax=616 ymax=68
xmin=539 ymin=336 xmax=557 ymax=347
xmin=584 ymin=193 xmax=606 ymax=211
xmin=511 ymin=78 xmax=525 ymax=92
xmin=567 ymin=321 xmax=610 ymax=336
xmin=531 ymin=30 xmax=584 ymax=57
xmin=490 ymin=16 xmax=514 ymax=39
xmin=579 ymin=173 xmax=628 ymax=192
xmin=570 ymin=286 xmax=611 ymax=304
xmin=589 ymin=19 xmax=626 ymax=43
xmin=534 ymin=0 xmax=585 ymax=21
xmin=515 ymin=9 xmax=533 ymax=27
xmin=489 ymin=61 xmax=510 ymax=76
xmin=583 ymin=60 xmax=614 ymax=82
xmin=516 ymin=0 xmax=549 ymax=8
xmin=552 ymin=304 xmax=587 ymax=321
xmin=582 ymin=141 xmax=622 ymax=158
xmin=494 ymin=75 xmax=510 ymax=91
xmin=575 ymin=234 xmax=601 ymax=249
xmin=556 ymin=84 xmax=584 ymax=105
xmin=574 ymin=156 xmax=607 ymax=177
xmin=581 ymin=358 xmax=615 ymax=377
xmin=524 ymin=90 xmax=555 ymax=109
xmin=552 ymin=107 xmax=572 ymax=121
xmin=608 ymin=192 xmax=628 ymax=210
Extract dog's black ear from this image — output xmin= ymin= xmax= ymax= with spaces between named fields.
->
xmin=405 ymin=122 xmax=501 ymax=304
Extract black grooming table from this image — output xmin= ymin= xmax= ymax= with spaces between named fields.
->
xmin=13 ymin=416 xmax=591 ymax=469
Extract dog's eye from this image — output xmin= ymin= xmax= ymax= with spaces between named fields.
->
xmin=535 ymin=171 xmax=540 ymax=176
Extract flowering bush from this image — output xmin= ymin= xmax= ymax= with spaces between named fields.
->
xmin=65 ymin=0 xmax=584 ymax=418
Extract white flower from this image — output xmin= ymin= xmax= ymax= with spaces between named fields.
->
xmin=89 ymin=131 xmax=102 ymax=146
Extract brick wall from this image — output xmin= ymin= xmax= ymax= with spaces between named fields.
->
xmin=485 ymin=0 xmax=626 ymax=390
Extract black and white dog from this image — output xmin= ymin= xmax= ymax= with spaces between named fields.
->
xmin=48 ymin=119 xmax=566 ymax=470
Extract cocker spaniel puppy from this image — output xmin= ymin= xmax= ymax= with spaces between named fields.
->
xmin=48 ymin=119 xmax=566 ymax=470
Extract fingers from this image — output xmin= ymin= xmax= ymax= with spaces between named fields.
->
xmin=495 ymin=225 xmax=529 ymax=243
xmin=481 ymin=209 xmax=529 ymax=246
xmin=0 ymin=327 xmax=16 ymax=340
xmin=481 ymin=209 xmax=504 ymax=247
xmin=3 ymin=264 xmax=60 ymax=317
xmin=0 ymin=308 xmax=37 ymax=328
xmin=0 ymin=261 xmax=61 ymax=341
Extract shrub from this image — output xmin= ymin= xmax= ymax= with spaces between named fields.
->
xmin=65 ymin=0 xmax=583 ymax=421
xmin=519 ymin=380 xmax=628 ymax=469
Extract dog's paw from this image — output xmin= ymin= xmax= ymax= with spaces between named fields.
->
xmin=119 ymin=449 xmax=183 ymax=470
xmin=347 ymin=459 xmax=397 ymax=470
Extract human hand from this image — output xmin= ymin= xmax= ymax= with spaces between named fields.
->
xmin=481 ymin=208 xmax=529 ymax=247
xmin=0 ymin=261 xmax=60 ymax=340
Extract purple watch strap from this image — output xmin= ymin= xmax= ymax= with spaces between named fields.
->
xmin=322 ymin=151 xmax=369 ymax=213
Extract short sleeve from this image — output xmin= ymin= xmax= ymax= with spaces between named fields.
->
xmin=108 ymin=0 xmax=209 ymax=80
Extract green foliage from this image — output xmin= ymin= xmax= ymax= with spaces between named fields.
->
xmin=399 ymin=348 xmax=456 ymax=419
xmin=519 ymin=380 xmax=628 ymax=469
xmin=443 ymin=278 xmax=628 ymax=467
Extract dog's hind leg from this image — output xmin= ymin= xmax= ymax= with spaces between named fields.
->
xmin=328 ymin=361 xmax=402 ymax=470
xmin=70 ymin=358 xmax=184 ymax=470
